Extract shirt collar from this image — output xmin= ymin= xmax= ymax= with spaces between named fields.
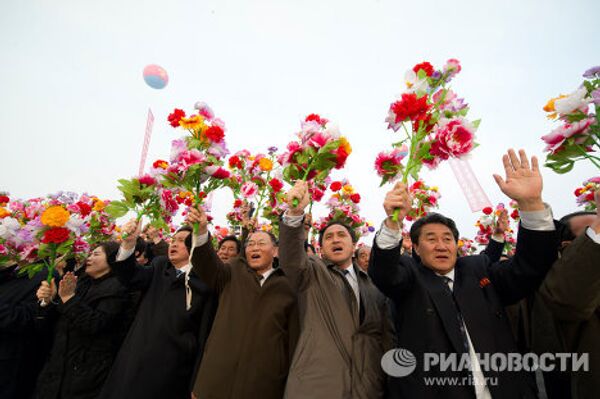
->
xmin=435 ymin=268 xmax=455 ymax=282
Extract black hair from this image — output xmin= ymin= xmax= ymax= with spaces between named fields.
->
xmin=97 ymin=241 xmax=121 ymax=267
xmin=175 ymin=225 xmax=193 ymax=253
xmin=558 ymin=211 xmax=596 ymax=242
xmin=219 ymin=235 xmax=241 ymax=254
xmin=410 ymin=213 xmax=459 ymax=245
xmin=318 ymin=221 xmax=357 ymax=247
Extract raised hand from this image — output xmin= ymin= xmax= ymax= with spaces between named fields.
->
xmin=287 ymin=180 xmax=310 ymax=216
xmin=36 ymin=279 xmax=57 ymax=306
xmin=493 ymin=209 xmax=509 ymax=237
xmin=493 ymin=149 xmax=544 ymax=211
xmin=121 ymin=219 xmax=142 ymax=251
xmin=186 ymin=205 xmax=209 ymax=235
xmin=383 ymin=182 xmax=412 ymax=231
xmin=58 ymin=272 xmax=77 ymax=303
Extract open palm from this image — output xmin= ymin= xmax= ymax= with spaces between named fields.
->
xmin=493 ymin=149 xmax=543 ymax=210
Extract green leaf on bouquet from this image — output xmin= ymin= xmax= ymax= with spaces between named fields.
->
xmin=105 ymin=200 xmax=130 ymax=218
xmin=544 ymin=159 xmax=574 ymax=174
xmin=472 ymin=119 xmax=481 ymax=130
xmin=17 ymin=262 xmax=45 ymax=279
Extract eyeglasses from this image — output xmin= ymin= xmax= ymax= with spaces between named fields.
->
xmin=246 ymin=240 xmax=270 ymax=248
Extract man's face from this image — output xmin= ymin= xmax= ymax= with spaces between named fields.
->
xmin=568 ymin=214 xmax=596 ymax=238
xmin=146 ymin=226 xmax=159 ymax=241
xmin=245 ymin=231 xmax=277 ymax=272
xmin=321 ymin=224 xmax=355 ymax=267
xmin=168 ymin=231 xmax=190 ymax=267
xmin=357 ymin=246 xmax=371 ymax=271
xmin=217 ymin=240 xmax=239 ymax=263
xmin=413 ymin=223 xmax=457 ymax=274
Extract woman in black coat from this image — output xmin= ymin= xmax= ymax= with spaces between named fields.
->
xmin=34 ymin=242 xmax=131 ymax=399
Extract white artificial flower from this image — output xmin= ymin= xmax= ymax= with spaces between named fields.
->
xmin=0 ymin=217 xmax=20 ymax=239
xmin=66 ymin=214 xmax=86 ymax=234
xmin=404 ymin=69 xmax=429 ymax=96
xmin=480 ymin=215 xmax=494 ymax=226
xmin=323 ymin=121 xmax=340 ymax=139
xmin=554 ymin=87 xmax=589 ymax=115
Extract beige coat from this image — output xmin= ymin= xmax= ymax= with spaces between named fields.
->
xmin=278 ymin=222 xmax=395 ymax=399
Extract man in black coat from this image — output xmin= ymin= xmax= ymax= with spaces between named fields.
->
xmin=369 ymin=149 xmax=559 ymax=398
xmin=99 ymin=223 xmax=217 ymax=399
xmin=0 ymin=265 xmax=50 ymax=399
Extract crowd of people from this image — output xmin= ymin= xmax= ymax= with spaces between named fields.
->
xmin=1 ymin=149 xmax=599 ymax=399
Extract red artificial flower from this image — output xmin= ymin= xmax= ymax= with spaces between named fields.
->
xmin=210 ymin=167 xmax=231 ymax=179
xmin=413 ymin=61 xmax=435 ymax=77
xmin=305 ymin=113 xmax=328 ymax=125
xmin=228 ymin=155 xmax=242 ymax=169
xmin=350 ymin=193 xmax=361 ymax=204
xmin=330 ymin=181 xmax=342 ymax=192
xmin=574 ymin=188 xmax=584 ymax=196
xmin=311 ymin=188 xmax=325 ymax=202
xmin=138 ymin=175 xmax=157 ymax=187
xmin=430 ymin=119 xmax=475 ymax=159
xmin=390 ymin=93 xmax=430 ymax=123
xmin=510 ymin=209 xmax=520 ymax=220
xmin=233 ymin=199 xmax=243 ymax=208
xmin=168 ymin=108 xmax=186 ymax=128
xmin=428 ymin=196 xmax=438 ymax=205
xmin=76 ymin=201 xmax=92 ymax=217
xmin=482 ymin=207 xmax=493 ymax=215
xmin=42 ymin=227 xmax=70 ymax=244
xmin=306 ymin=170 xmax=318 ymax=180
xmin=334 ymin=146 xmax=349 ymax=169
xmin=153 ymin=159 xmax=169 ymax=169
xmin=410 ymin=181 xmax=423 ymax=190
xmin=0 ymin=195 xmax=9 ymax=205
xmin=204 ymin=125 xmax=225 ymax=143
xmin=268 ymin=178 xmax=283 ymax=193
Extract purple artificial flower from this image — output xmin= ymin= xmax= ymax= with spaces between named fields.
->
xmin=431 ymin=70 xmax=442 ymax=80
xmin=268 ymin=146 xmax=278 ymax=155
xmin=583 ymin=66 xmax=600 ymax=79
xmin=591 ymin=89 xmax=600 ymax=105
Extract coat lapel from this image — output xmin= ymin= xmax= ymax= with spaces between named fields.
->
xmin=419 ymin=266 xmax=468 ymax=355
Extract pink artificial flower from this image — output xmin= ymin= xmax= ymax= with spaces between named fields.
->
xmin=443 ymin=59 xmax=462 ymax=80
xmin=205 ymin=166 xmax=231 ymax=179
xmin=195 ymin=102 xmax=215 ymax=120
xmin=138 ymin=175 xmax=157 ymax=187
xmin=73 ymin=238 xmax=90 ymax=254
xmin=541 ymin=118 xmax=595 ymax=154
xmin=374 ymin=146 xmax=409 ymax=177
xmin=307 ymin=132 xmax=330 ymax=149
xmin=430 ymin=118 xmax=476 ymax=160
xmin=432 ymin=90 xmax=468 ymax=113
xmin=240 ymin=182 xmax=259 ymax=199
xmin=161 ymin=190 xmax=179 ymax=214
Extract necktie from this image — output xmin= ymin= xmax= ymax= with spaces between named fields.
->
xmin=440 ymin=276 xmax=470 ymax=353
xmin=175 ymin=269 xmax=184 ymax=278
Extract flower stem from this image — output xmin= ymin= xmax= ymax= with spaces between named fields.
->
xmin=46 ymin=245 xmax=56 ymax=284
xmin=575 ymin=145 xmax=600 ymax=169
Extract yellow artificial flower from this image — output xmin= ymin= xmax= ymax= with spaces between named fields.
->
xmin=179 ymin=115 xmax=205 ymax=131
xmin=41 ymin=206 xmax=70 ymax=227
xmin=93 ymin=200 xmax=106 ymax=212
xmin=431 ymin=186 xmax=439 ymax=192
xmin=458 ymin=239 xmax=464 ymax=247
xmin=258 ymin=158 xmax=273 ymax=172
xmin=342 ymin=184 xmax=354 ymax=195
xmin=0 ymin=207 xmax=10 ymax=218
xmin=339 ymin=136 xmax=352 ymax=155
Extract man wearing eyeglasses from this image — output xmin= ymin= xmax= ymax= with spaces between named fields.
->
xmin=186 ymin=206 xmax=299 ymax=399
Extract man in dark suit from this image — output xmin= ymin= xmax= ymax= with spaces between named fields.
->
xmin=369 ymin=149 xmax=559 ymax=398
xmin=99 ymin=223 xmax=217 ymax=399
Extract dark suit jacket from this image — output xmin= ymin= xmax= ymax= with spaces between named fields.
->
xmin=369 ymin=225 xmax=558 ymax=398
xmin=539 ymin=232 xmax=600 ymax=399
xmin=99 ymin=255 xmax=217 ymax=399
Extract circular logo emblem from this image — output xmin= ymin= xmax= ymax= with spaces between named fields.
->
xmin=381 ymin=348 xmax=417 ymax=377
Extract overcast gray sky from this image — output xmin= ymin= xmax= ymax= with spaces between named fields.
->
xmin=1 ymin=0 xmax=598 ymax=242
